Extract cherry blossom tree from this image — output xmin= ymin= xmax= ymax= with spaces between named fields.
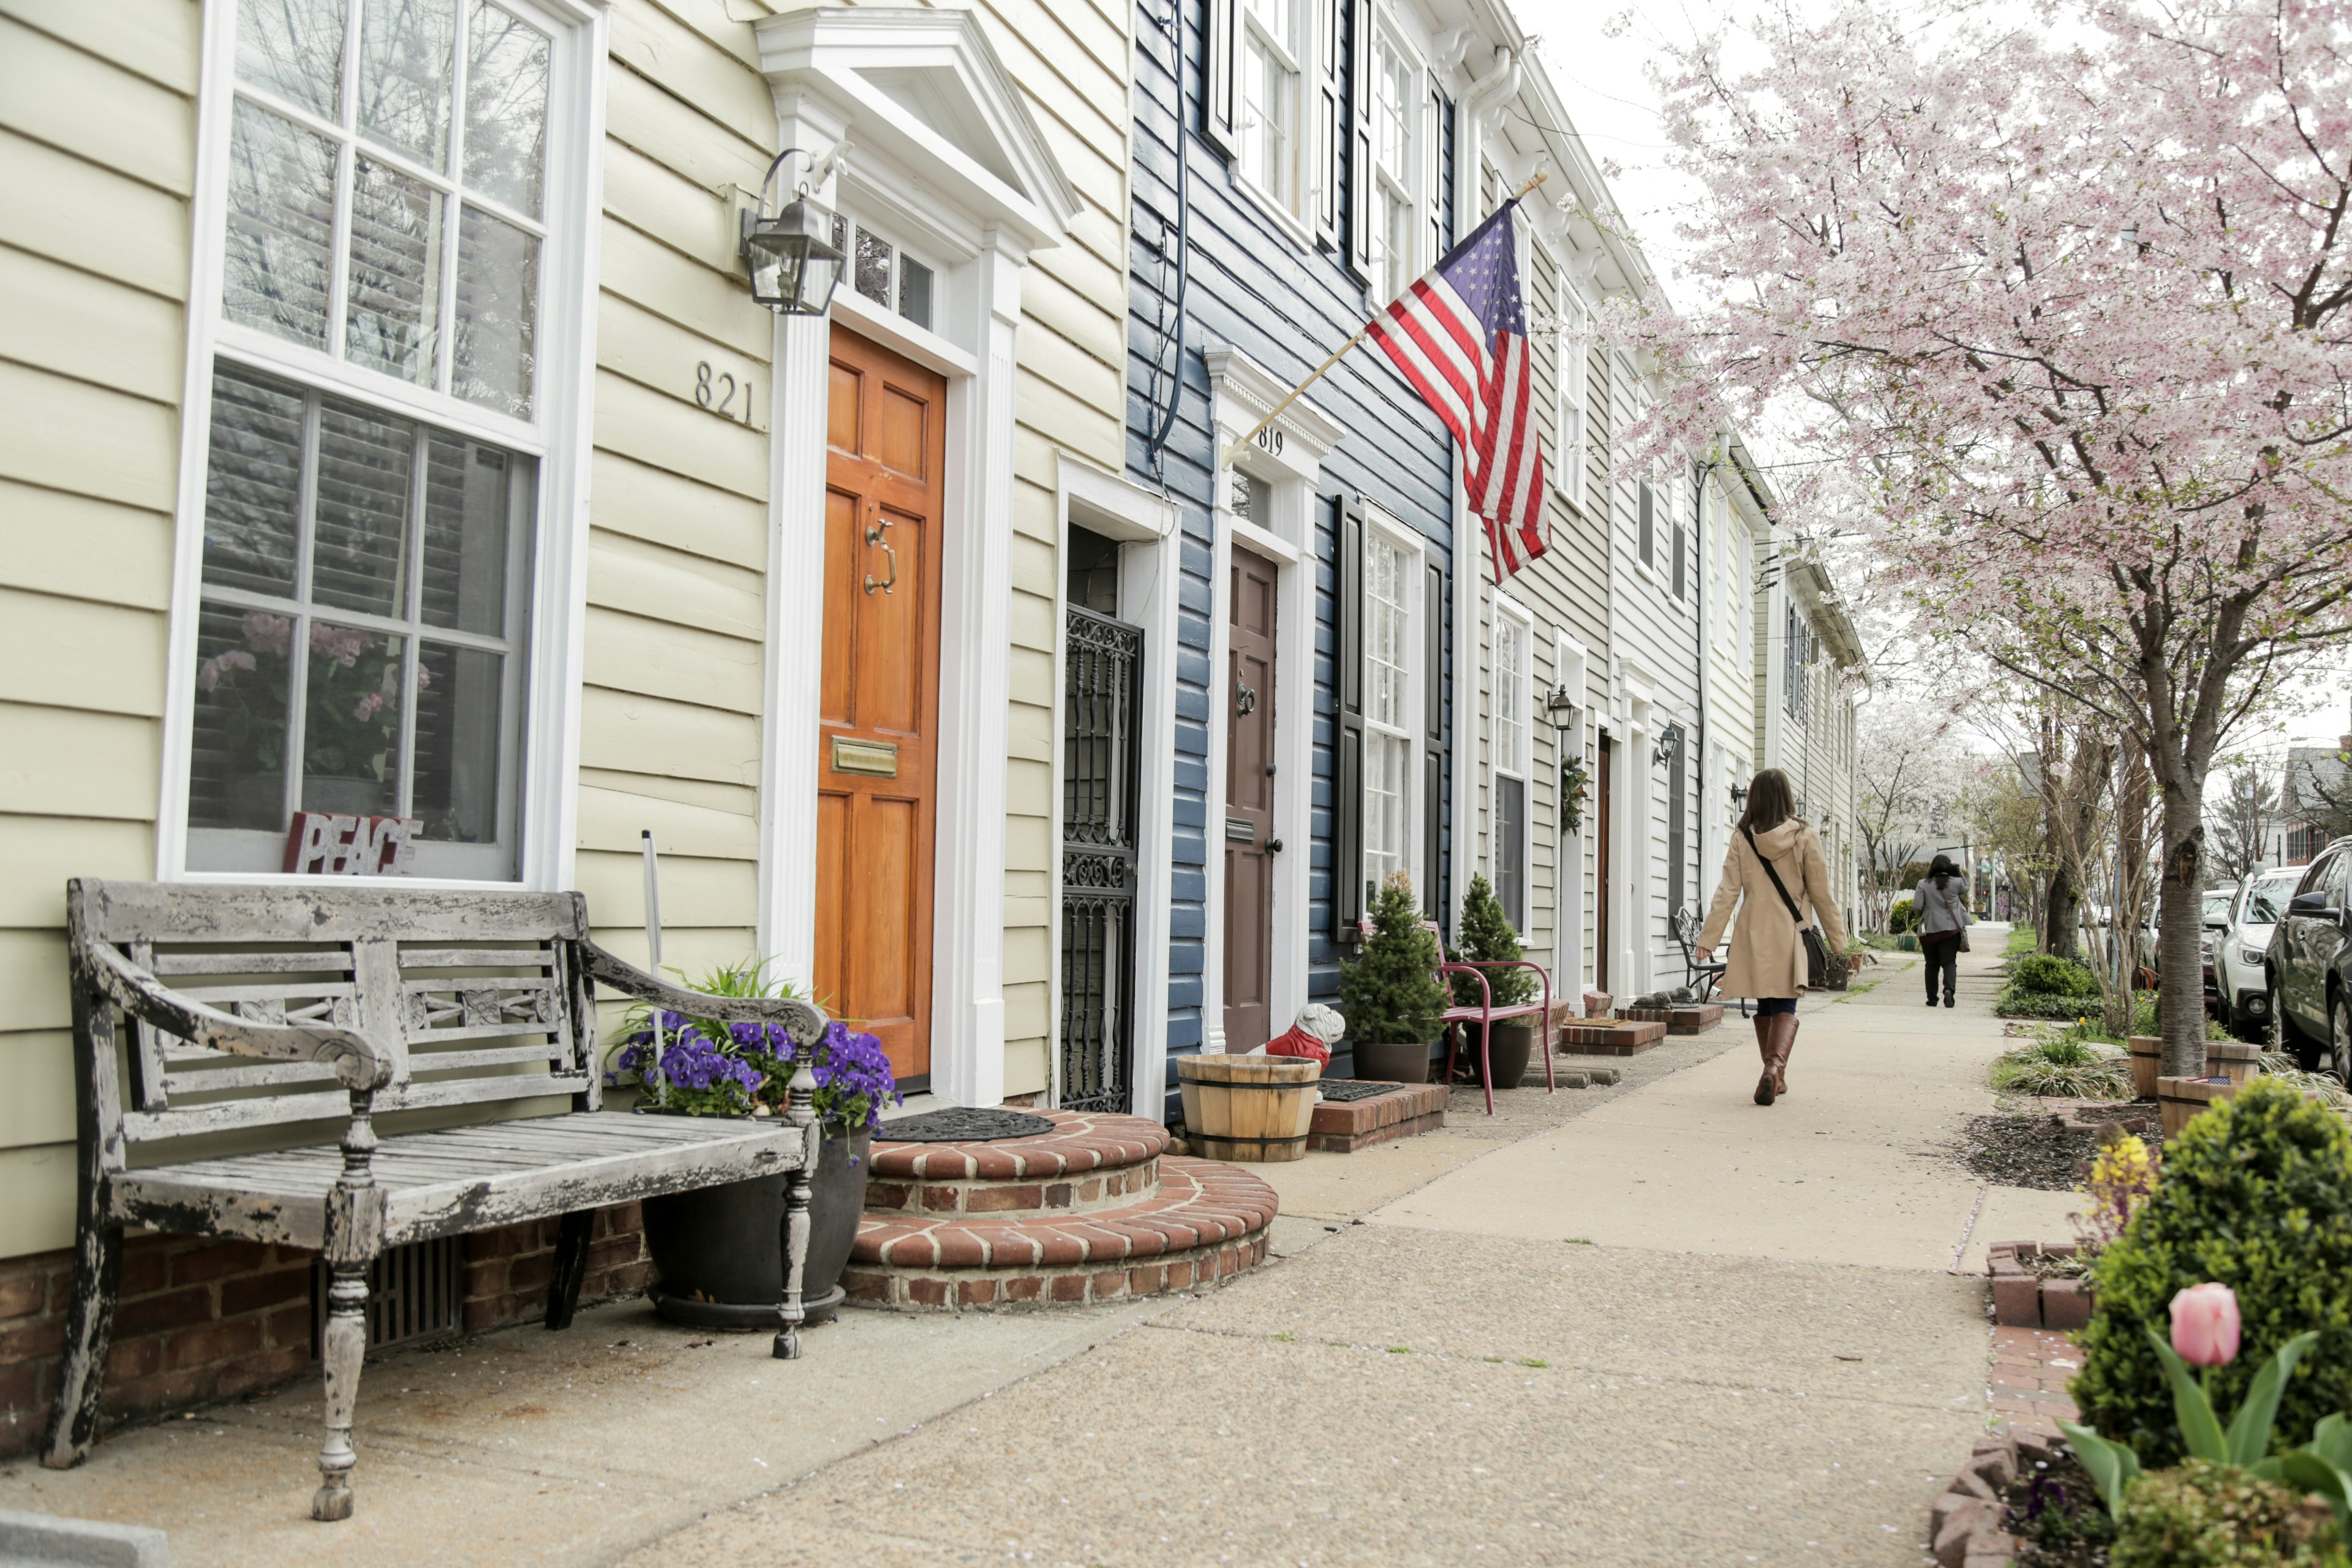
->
xmin=1619 ymin=0 xmax=2352 ymax=1072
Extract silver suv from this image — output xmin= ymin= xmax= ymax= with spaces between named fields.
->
xmin=2216 ymin=868 xmax=2299 ymax=1042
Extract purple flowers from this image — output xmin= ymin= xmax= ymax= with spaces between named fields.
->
xmin=608 ymin=993 xmax=900 ymax=1131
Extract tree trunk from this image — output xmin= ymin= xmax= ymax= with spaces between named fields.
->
xmin=2157 ymin=785 xmax=2210 ymax=1079
xmin=2045 ymin=864 xmax=2080 ymax=962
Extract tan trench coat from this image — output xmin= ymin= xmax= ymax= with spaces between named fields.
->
xmin=1696 ymin=818 xmax=1852 ymax=998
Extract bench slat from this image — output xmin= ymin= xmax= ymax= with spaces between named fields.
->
xmin=397 ymin=948 xmax=559 ymax=970
xmin=149 ymin=952 xmax=356 ymax=976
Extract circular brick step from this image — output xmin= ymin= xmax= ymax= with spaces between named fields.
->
xmin=844 ymin=1156 xmax=1278 ymax=1311
xmin=864 ymin=1109 xmax=1170 ymax=1220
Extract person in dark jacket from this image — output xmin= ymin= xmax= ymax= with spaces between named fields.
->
xmin=1915 ymin=853 xmax=1970 ymax=1008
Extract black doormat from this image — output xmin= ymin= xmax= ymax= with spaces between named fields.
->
xmin=876 ymin=1107 xmax=1058 ymax=1143
xmin=1317 ymin=1080 xmax=1407 ymax=1103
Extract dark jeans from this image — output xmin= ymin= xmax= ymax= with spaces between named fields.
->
xmin=1923 ymin=936 xmax=1959 ymax=1001
xmin=1755 ymin=997 xmax=1798 ymax=1017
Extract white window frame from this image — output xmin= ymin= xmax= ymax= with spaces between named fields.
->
xmin=1235 ymin=0 xmax=1305 ymax=221
xmin=1359 ymin=508 xmax=1423 ymax=901
xmin=1490 ymin=592 xmax=1534 ymax=927
xmin=1369 ymin=17 xmax=1425 ymax=304
xmin=1555 ymin=273 xmax=1589 ymax=511
xmin=157 ymin=0 xmax=605 ymax=889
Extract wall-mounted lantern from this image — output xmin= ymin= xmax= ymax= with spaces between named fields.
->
xmin=740 ymin=147 xmax=845 ymax=317
xmin=1652 ymin=723 xmax=1683 ymax=769
xmin=1543 ymin=684 xmax=1578 ymax=733
xmin=1728 ymin=780 xmax=1748 ymax=807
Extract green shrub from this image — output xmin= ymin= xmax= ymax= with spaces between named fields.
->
xmin=1889 ymin=896 xmax=1921 ymax=935
xmin=2111 ymin=1460 xmax=2349 ymax=1567
xmin=1448 ymin=874 xmax=1537 ymax=1008
xmin=1996 ymin=988 xmax=2104 ymax=1020
xmin=1896 ymin=932 xmax=1920 ymax=952
xmin=1338 ymin=872 xmax=1447 ymax=1046
xmin=1990 ymin=1037 xmax=2132 ymax=1098
xmin=2076 ymin=1080 xmax=2352 ymax=1470
xmin=2013 ymin=954 xmax=2104 ymax=997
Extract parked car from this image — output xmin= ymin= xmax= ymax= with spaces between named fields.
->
xmin=2200 ymin=884 xmax=2238 ymax=1015
xmin=2266 ymin=839 xmax=2352 ymax=1081
xmin=2215 ymin=870 xmax=2296 ymax=1041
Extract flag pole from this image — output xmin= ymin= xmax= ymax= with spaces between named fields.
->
xmin=1218 ymin=168 xmax=1548 ymax=470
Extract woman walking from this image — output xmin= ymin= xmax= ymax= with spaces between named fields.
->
xmin=1693 ymin=769 xmax=1850 ymax=1106
xmin=1915 ymin=853 xmax=1970 ymax=1008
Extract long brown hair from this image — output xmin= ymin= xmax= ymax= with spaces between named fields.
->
xmin=1736 ymin=768 xmax=1795 ymax=834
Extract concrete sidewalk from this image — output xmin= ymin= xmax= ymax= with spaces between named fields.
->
xmin=0 ymin=935 xmax=2049 ymax=1566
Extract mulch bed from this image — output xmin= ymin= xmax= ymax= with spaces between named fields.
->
xmin=2005 ymin=1448 xmax=2115 ymax=1566
xmin=1956 ymin=1111 xmax=2165 ymax=1191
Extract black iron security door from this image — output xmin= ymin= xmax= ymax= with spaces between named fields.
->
xmin=1060 ymin=604 xmax=1143 ymax=1113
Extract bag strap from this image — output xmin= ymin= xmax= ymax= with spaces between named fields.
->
xmin=1743 ymin=826 xmax=1812 ymax=932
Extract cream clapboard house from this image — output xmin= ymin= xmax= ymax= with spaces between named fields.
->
xmin=0 ymin=0 xmax=1129 ymax=1283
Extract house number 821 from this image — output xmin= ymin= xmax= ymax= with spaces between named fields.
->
xmin=695 ymin=361 xmax=755 ymax=424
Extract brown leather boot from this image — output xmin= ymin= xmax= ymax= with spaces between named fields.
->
xmin=1754 ymin=1014 xmax=1777 ymax=1105
xmin=1768 ymin=1013 xmax=1800 ymax=1097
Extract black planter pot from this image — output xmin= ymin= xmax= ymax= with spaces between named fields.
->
xmin=1351 ymin=1039 xmax=1433 ymax=1084
xmin=643 ymin=1122 xmax=872 ymax=1329
xmin=1479 ymin=1022 xmax=1536 ymax=1089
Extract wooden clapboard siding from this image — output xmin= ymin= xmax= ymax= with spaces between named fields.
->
xmin=0 ymin=0 xmax=196 ymax=1250
xmin=1126 ymin=0 xmax=1457 ymax=1111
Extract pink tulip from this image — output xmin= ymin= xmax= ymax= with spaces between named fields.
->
xmin=2169 ymin=1283 xmax=2241 ymax=1368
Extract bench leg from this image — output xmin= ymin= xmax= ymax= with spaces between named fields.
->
xmin=312 ymin=1261 xmax=368 ymax=1521
xmin=772 ymin=1140 xmax=813 ymax=1362
xmin=41 ymin=1210 xmax=120 ymax=1469
xmin=545 ymin=1210 xmax=593 ymax=1332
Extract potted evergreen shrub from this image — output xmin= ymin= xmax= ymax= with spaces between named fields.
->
xmin=606 ymin=960 xmax=900 ymax=1327
xmin=1338 ymin=872 xmax=1449 ymax=1084
xmin=1449 ymin=874 xmax=1542 ymax=1089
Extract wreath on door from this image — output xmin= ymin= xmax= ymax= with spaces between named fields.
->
xmin=1559 ymin=753 xmax=1589 ymax=836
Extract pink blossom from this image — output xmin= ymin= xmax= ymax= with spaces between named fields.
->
xmin=2170 ymin=1283 xmax=2240 ymax=1368
xmin=353 ymin=691 xmax=386 ymax=722
xmin=309 ymin=625 xmax=368 ymax=668
xmin=241 ymin=612 xmax=292 ymax=658
xmin=196 ymin=649 xmax=256 ymax=692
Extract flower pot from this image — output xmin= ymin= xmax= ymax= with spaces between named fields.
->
xmin=2204 ymin=1039 xmax=2260 ymax=1087
xmin=2126 ymin=1036 xmax=2162 ymax=1099
xmin=1476 ymin=1022 xmax=1536 ymax=1089
xmin=2157 ymin=1076 xmax=2236 ymax=1139
xmin=1351 ymin=1039 xmax=1432 ymax=1085
xmin=1178 ymin=1053 xmax=1321 ymax=1161
xmin=643 ymin=1122 xmax=871 ymax=1328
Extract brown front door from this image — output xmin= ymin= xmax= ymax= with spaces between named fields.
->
xmin=816 ymin=326 xmax=946 ymax=1087
xmin=1595 ymin=734 xmax=1613 ymax=992
xmin=1224 ymin=548 xmax=1278 ymax=1052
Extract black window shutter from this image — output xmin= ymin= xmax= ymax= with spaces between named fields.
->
xmin=1204 ymin=0 xmax=1238 ymax=156
xmin=1667 ymin=728 xmax=1686 ymax=913
xmin=1314 ymin=0 xmax=1344 ymax=247
xmin=1422 ymin=556 xmax=1443 ymax=921
xmin=1672 ymin=512 xmax=1686 ymax=599
xmin=1638 ymin=481 xmax=1654 ymax=568
xmin=1334 ymin=496 xmax=1365 ymax=939
xmin=1345 ymin=0 xmax=1374 ymax=279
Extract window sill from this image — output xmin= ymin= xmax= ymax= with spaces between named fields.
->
xmin=1227 ymin=163 xmax=1317 ymax=254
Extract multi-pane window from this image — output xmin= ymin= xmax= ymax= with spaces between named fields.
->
xmin=1371 ymin=30 xmax=1417 ymax=303
xmin=227 ymin=0 xmax=551 ymax=414
xmin=834 ymin=216 xmax=935 ymax=332
xmin=1363 ymin=533 xmax=1414 ymax=902
xmin=1556 ymin=278 xmax=1589 ymax=510
xmin=1492 ymin=610 xmax=1529 ymax=927
xmin=188 ymin=0 xmax=567 ymax=878
xmin=1238 ymin=0 xmax=1300 ymax=208
xmin=1784 ymin=600 xmax=1814 ymax=724
xmin=1637 ymin=480 xmax=1655 ymax=570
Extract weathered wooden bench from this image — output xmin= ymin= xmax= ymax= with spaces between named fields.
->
xmin=42 ymin=879 xmax=828 ymax=1521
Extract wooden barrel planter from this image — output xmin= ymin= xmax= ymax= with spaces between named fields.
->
xmin=2127 ymin=1036 xmax=2162 ymax=1099
xmin=2158 ymin=1075 xmax=2238 ymax=1138
xmin=2206 ymin=1040 xmax=2261 ymax=1087
xmin=1178 ymin=1054 xmax=1322 ymax=1163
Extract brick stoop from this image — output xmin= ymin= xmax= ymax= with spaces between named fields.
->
xmin=1556 ymin=1019 xmax=1667 ymax=1055
xmin=1305 ymin=1083 xmax=1447 ymax=1152
xmin=1616 ymin=1003 xmax=1725 ymax=1035
xmin=843 ymin=1110 xmax=1278 ymax=1310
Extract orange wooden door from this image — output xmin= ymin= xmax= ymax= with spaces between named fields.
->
xmin=1223 ymin=548 xmax=1278 ymax=1053
xmin=816 ymin=326 xmax=945 ymax=1087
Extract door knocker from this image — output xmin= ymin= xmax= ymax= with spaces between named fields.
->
xmin=1235 ymin=682 xmax=1258 ymax=715
xmin=863 ymin=510 xmax=897 ymax=595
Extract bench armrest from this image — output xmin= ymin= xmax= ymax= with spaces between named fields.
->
xmin=578 ymin=941 xmax=827 ymax=1046
xmin=77 ymin=940 xmax=390 ymax=1091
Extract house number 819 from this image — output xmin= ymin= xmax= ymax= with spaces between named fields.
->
xmin=695 ymin=361 xmax=755 ymax=424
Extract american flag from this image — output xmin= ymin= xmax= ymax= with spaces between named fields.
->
xmin=1366 ymin=201 xmax=1547 ymax=582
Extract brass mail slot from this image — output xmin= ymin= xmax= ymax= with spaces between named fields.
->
xmin=831 ymin=738 xmax=899 ymax=777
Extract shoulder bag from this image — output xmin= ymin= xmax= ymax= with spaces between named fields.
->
xmin=1744 ymin=826 xmax=1832 ymax=989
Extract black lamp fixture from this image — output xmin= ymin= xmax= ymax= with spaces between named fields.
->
xmin=1728 ymin=780 xmax=1748 ymax=807
xmin=739 ymin=146 xmax=845 ymax=317
xmin=1651 ymin=722 xmax=1683 ymax=769
xmin=1542 ymin=683 xmax=1578 ymax=731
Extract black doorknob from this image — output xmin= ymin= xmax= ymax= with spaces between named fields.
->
xmin=1268 ymin=838 xmax=1284 ymax=853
